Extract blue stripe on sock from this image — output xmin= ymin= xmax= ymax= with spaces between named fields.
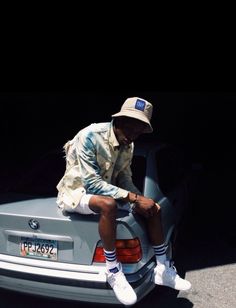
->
xmin=153 ymin=244 xmax=168 ymax=256
xmin=153 ymin=244 xmax=165 ymax=248
xmin=104 ymin=251 xmax=116 ymax=256
xmin=154 ymin=248 xmax=165 ymax=252
xmin=105 ymin=257 xmax=117 ymax=261
xmin=155 ymin=252 xmax=166 ymax=256
xmin=104 ymin=250 xmax=117 ymax=262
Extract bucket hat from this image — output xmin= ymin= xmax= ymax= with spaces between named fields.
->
xmin=112 ymin=97 xmax=153 ymax=133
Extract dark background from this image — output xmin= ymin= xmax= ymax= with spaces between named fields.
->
xmin=0 ymin=90 xmax=235 ymax=308
xmin=0 ymin=91 xmax=235 ymax=244
xmin=1 ymin=91 xmax=235 ymax=177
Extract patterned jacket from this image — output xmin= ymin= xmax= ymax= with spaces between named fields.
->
xmin=56 ymin=121 xmax=140 ymax=211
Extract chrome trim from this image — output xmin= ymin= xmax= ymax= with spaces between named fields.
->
xmin=0 ymin=254 xmax=107 ymax=282
xmin=4 ymin=230 xmax=73 ymax=242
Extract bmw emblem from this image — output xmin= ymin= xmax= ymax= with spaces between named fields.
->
xmin=28 ymin=219 xmax=40 ymax=230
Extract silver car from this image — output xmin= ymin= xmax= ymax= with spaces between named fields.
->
xmin=0 ymin=142 xmax=192 ymax=304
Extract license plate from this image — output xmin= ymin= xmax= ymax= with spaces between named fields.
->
xmin=20 ymin=237 xmax=58 ymax=260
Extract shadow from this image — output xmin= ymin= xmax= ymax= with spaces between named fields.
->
xmin=172 ymin=170 xmax=236 ymax=272
xmin=134 ymin=287 xmax=193 ymax=308
xmin=0 ymin=287 xmax=194 ymax=308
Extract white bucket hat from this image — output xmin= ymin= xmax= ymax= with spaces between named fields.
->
xmin=112 ymin=97 xmax=153 ymax=133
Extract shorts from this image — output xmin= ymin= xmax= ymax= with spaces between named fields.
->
xmin=74 ymin=194 xmax=97 ymax=215
xmin=66 ymin=195 xmax=132 ymax=215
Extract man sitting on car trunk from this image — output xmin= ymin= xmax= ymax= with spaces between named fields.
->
xmin=56 ymin=97 xmax=191 ymax=306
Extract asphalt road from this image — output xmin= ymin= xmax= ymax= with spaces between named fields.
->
xmin=0 ymin=175 xmax=235 ymax=308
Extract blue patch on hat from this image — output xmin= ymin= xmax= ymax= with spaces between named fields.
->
xmin=135 ymin=99 xmax=146 ymax=111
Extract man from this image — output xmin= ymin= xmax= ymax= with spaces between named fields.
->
xmin=56 ymin=97 xmax=191 ymax=305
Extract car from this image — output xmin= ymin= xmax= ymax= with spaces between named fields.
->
xmin=0 ymin=141 xmax=193 ymax=304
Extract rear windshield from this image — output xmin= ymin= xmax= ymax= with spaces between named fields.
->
xmin=131 ymin=155 xmax=146 ymax=193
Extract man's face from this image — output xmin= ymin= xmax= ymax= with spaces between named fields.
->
xmin=114 ymin=117 xmax=147 ymax=146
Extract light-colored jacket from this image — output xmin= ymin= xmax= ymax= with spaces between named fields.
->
xmin=56 ymin=121 xmax=140 ymax=211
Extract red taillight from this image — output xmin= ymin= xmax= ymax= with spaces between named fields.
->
xmin=93 ymin=238 xmax=142 ymax=263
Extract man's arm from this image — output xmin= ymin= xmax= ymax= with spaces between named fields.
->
xmin=116 ymin=158 xmax=160 ymax=216
xmin=76 ymin=132 xmax=129 ymax=199
xmin=116 ymin=167 xmax=141 ymax=195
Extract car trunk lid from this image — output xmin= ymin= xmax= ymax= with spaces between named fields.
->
xmin=0 ymin=197 xmax=149 ymax=268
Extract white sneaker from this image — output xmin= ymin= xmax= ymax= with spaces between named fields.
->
xmin=106 ymin=263 xmax=137 ymax=306
xmin=153 ymin=261 xmax=191 ymax=291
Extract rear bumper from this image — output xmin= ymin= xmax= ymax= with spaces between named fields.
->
xmin=0 ymin=254 xmax=156 ymax=304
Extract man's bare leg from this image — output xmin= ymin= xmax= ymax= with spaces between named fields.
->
xmin=88 ymin=195 xmax=117 ymax=251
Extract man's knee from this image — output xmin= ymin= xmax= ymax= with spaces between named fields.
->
xmin=100 ymin=197 xmax=117 ymax=216
xmin=145 ymin=203 xmax=161 ymax=219
xmin=152 ymin=203 xmax=161 ymax=216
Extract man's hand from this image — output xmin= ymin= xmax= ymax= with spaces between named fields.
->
xmin=134 ymin=195 xmax=160 ymax=218
xmin=125 ymin=192 xmax=161 ymax=218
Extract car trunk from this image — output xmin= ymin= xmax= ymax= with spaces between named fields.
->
xmin=0 ymin=197 xmax=151 ymax=268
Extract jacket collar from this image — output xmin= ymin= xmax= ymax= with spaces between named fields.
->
xmin=108 ymin=120 xmax=120 ymax=149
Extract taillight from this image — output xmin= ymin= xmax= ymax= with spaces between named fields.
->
xmin=93 ymin=238 xmax=142 ymax=263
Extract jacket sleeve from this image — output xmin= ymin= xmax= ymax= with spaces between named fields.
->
xmin=76 ymin=131 xmax=129 ymax=199
xmin=116 ymin=163 xmax=142 ymax=195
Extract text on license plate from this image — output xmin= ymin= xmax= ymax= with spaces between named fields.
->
xmin=20 ymin=237 xmax=58 ymax=260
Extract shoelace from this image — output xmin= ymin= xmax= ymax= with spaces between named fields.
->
xmin=110 ymin=271 xmax=129 ymax=289
xmin=169 ymin=260 xmax=177 ymax=270
xmin=166 ymin=261 xmax=179 ymax=279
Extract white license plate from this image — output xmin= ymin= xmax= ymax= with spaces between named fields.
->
xmin=20 ymin=237 xmax=57 ymax=260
